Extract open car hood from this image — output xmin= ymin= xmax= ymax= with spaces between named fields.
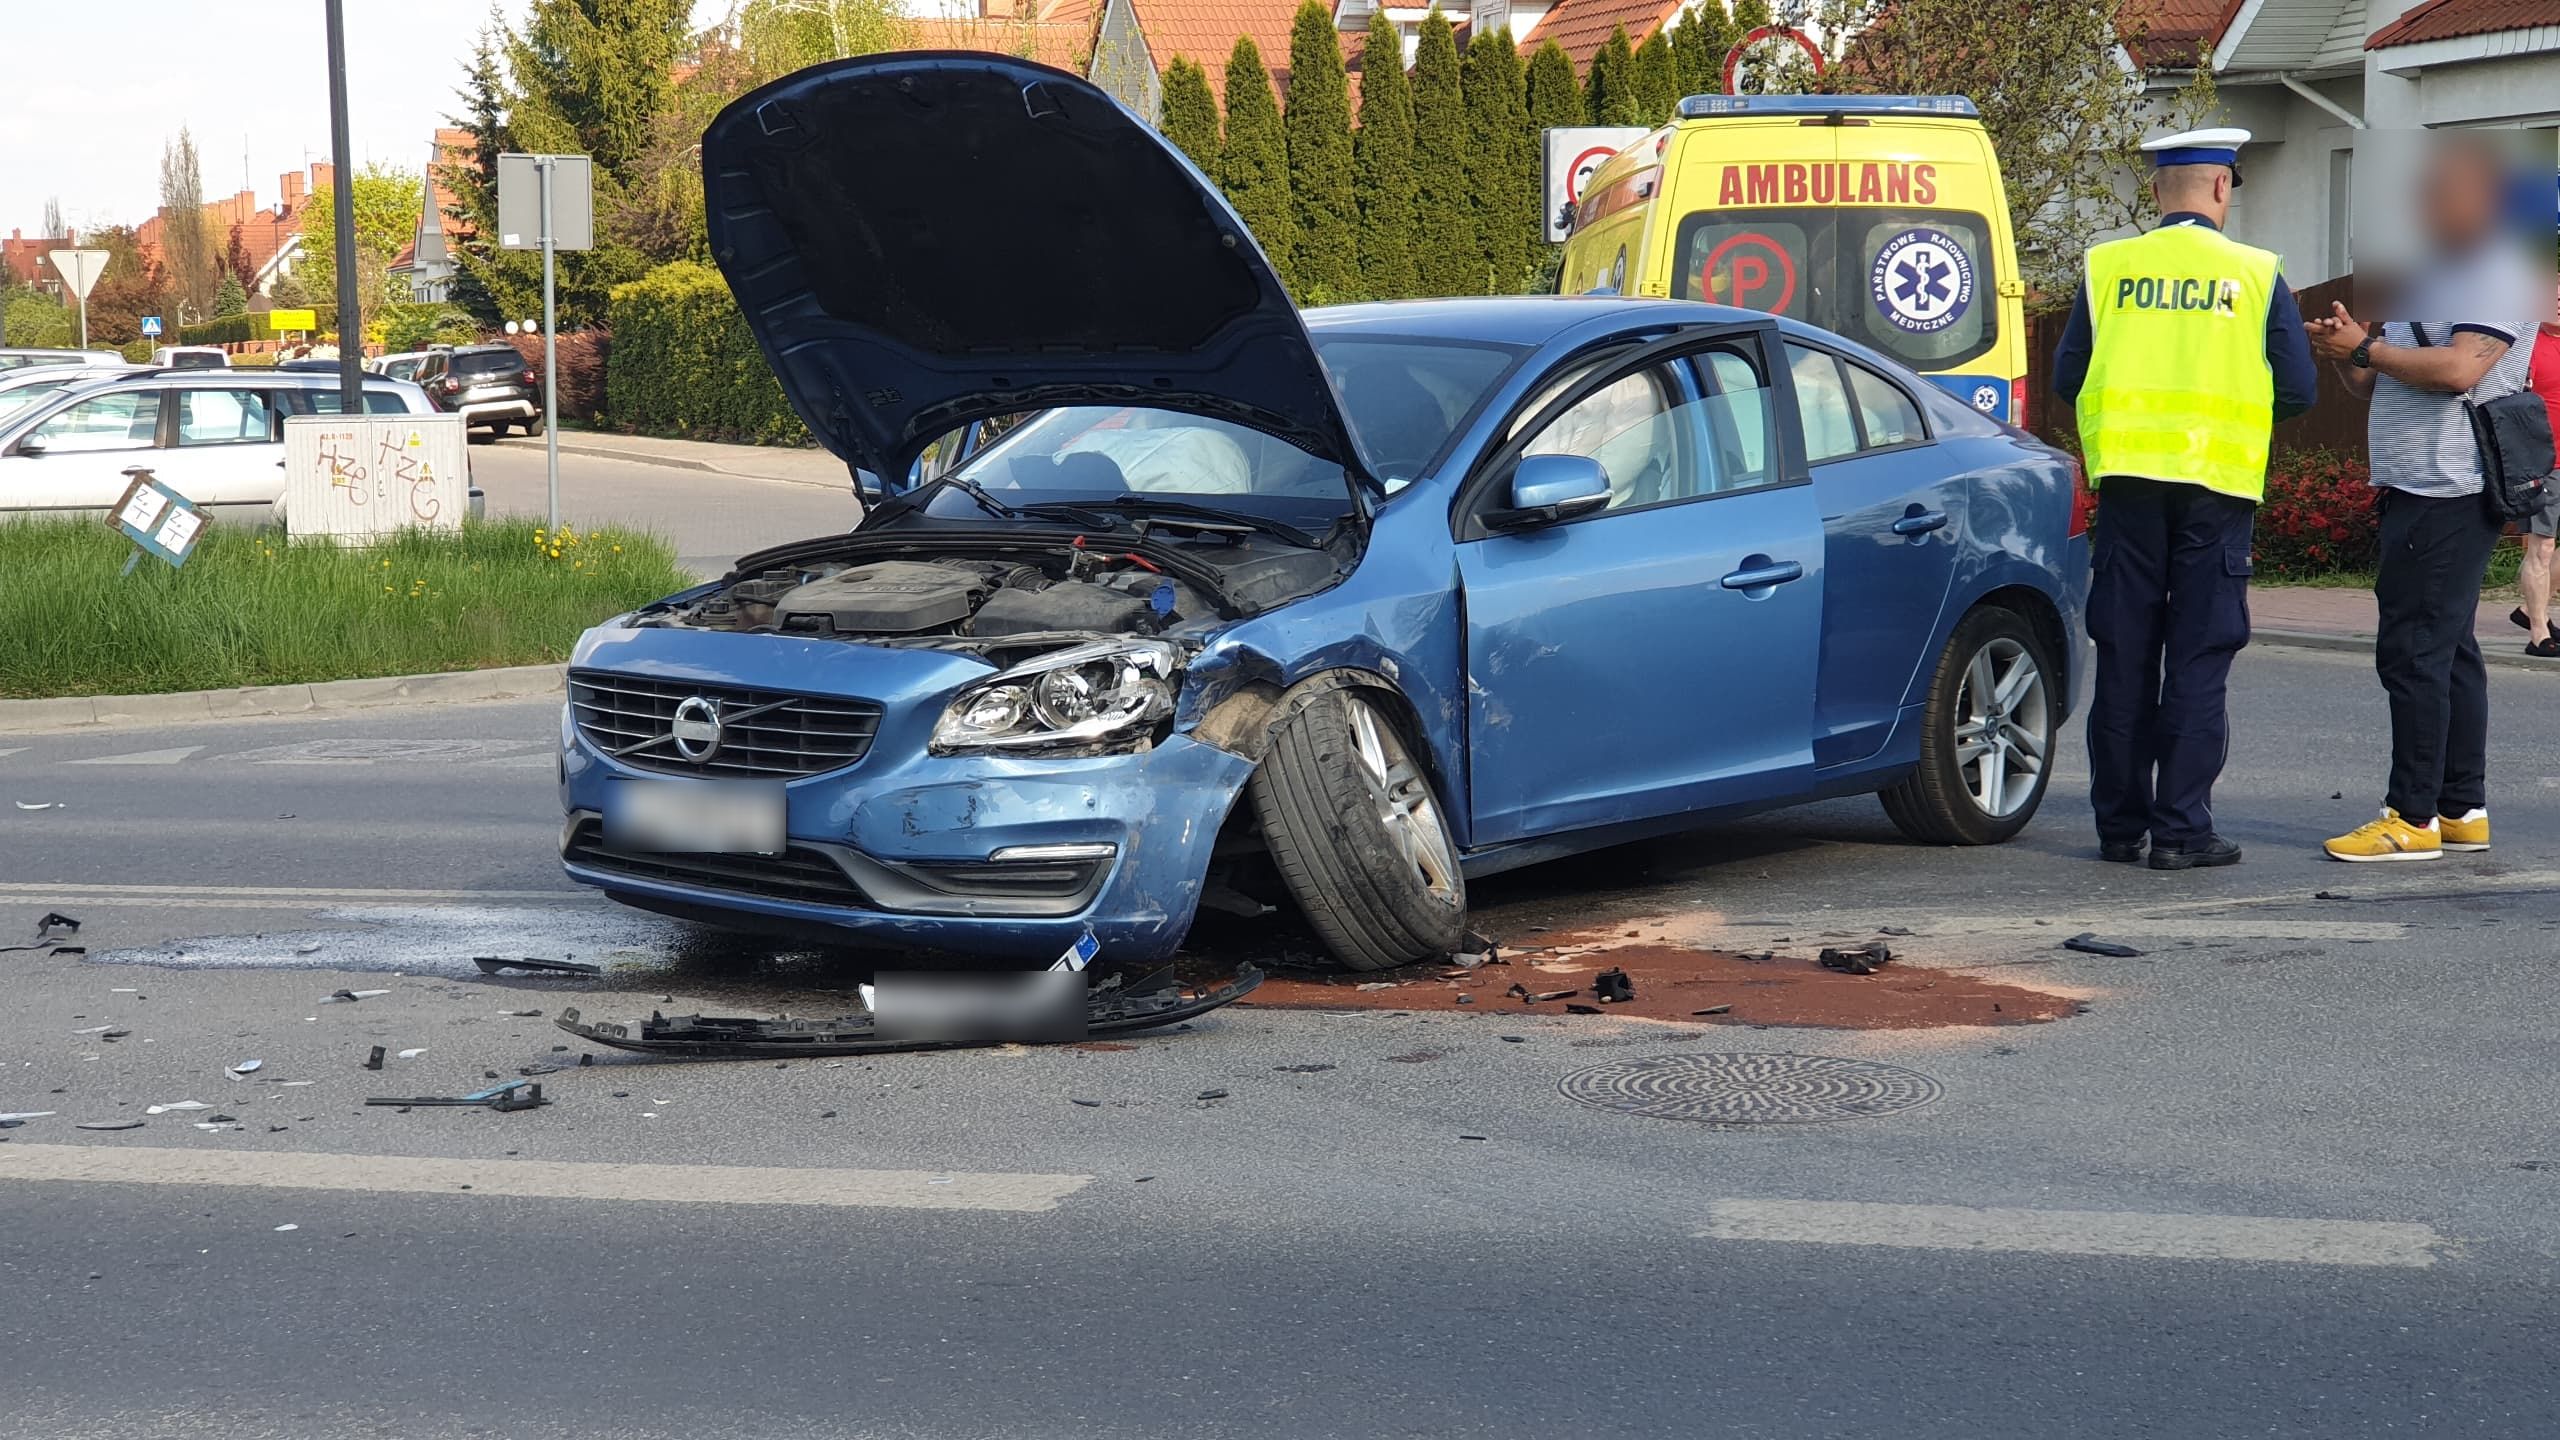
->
xmin=701 ymin=53 xmax=1373 ymax=493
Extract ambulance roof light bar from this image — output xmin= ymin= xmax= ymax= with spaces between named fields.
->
xmin=1675 ymin=94 xmax=1978 ymax=119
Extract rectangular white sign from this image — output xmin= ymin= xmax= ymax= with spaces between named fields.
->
xmin=282 ymin=415 xmax=470 ymax=543
xmin=1542 ymin=126 xmax=1651 ymax=241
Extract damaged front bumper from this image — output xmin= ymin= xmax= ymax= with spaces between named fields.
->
xmin=559 ymin=633 xmax=1255 ymax=962
xmin=555 ymin=964 xmax=1263 ymax=1056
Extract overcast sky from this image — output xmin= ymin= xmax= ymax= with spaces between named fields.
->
xmin=0 ymin=0 xmax=736 ymax=239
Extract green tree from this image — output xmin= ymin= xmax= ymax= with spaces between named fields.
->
xmin=1218 ymin=37 xmax=1295 ymax=287
xmin=445 ymin=10 xmax=530 ymax=327
xmin=1159 ymin=57 xmax=1221 ymax=173
xmin=1286 ymin=0 xmax=1359 ymax=302
xmin=1584 ymin=26 xmax=1640 ymax=126
xmin=2 ymin=287 xmax=75 ymax=349
xmin=213 ymin=273 xmax=249 ymax=318
xmin=1670 ymin=2 xmax=1736 ymax=98
xmin=734 ymin=0 xmax=911 ymax=81
xmin=1410 ymin=8 xmax=1475 ymax=297
xmin=1632 ymin=28 xmax=1678 ymax=124
xmin=158 ymin=128 xmax=215 ymax=317
xmin=1352 ymin=9 xmax=1419 ymax=299
xmin=1525 ymin=40 xmax=1584 ymax=130
xmin=1462 ymin=29 xmax=1533 ymax=294
xmin=501 ymin=0 xmax=693 ymax=324
xmin=297 ymin=163 xmax=423 ymax=327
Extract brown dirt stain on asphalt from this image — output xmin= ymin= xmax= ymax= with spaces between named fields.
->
xmin=1241 ymin=926 xmax=2081 ymax=1031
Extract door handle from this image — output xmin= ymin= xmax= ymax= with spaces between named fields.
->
xmin=1719 ymin=560 xmax=1805 ymax=590
xmin=1891 ymin=509 xmax=1950 ymax=536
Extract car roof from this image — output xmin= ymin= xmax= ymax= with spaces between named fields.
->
xmin=1305 ymin=294 xmax=1948 ymax=389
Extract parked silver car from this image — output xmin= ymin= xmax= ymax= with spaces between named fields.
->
xmin=0 ymin=368 xmax=483 ymax=523
xmin=0 ymin=347 xmax=125 ymax=373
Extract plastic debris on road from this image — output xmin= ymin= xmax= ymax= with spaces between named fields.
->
xmin=2062 ymin=933 xmax=2142 ymax=958
xmin=143 ymin=1101 xmax=210 ymax=1115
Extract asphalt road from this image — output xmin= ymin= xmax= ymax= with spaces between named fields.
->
xmin=467 ymin=436 xmax=857 ymax=576
xmin=3 ymin=644 xmax=2558 ymax=1437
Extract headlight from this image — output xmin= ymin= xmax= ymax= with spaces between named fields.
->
xmin=931 ymin=639 xmax=1183 ymax=754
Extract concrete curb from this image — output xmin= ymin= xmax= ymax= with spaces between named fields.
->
xmin=495 ymin=435 xmax=842 ymax=492
xmin=0 ymin=664 xmax=566 ymax=734
xmin=2254 ymin=628 xmax=2560 ymax=675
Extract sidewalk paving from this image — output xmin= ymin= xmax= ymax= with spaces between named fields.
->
xmin=494 ymin=428 xmax=847 ymax=489
xmin=2253 ymin=585 xmax=2560 ymax=671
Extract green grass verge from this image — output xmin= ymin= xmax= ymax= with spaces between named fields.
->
xmin=0 ymin=517 xmax=690 ymax=699
xmin=2268 ymin=544 xmax=2527 ymax=594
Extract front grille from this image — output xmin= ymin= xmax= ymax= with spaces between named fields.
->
xmin=564 ymin=819 xmax=873 ymax=907
xmin=570 ymin=671 xmax=883 ymax=779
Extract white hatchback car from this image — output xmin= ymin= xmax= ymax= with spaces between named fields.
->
xmin=0 ymin=369 xmax=482 ymax=523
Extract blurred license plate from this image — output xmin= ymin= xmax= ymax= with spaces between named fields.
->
xmin=872 ymin=971 xmax=1087 ymax=1045
xmin=602 ymin=779 xmax=784 ymax=854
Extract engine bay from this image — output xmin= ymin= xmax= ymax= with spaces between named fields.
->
xmin=634 ymin=531 xmax=1343 ymax=661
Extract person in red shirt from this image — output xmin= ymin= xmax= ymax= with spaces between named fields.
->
xmin=2520 ymin=284 xmax=2560 ymax=659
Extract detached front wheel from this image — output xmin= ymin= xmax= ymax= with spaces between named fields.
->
xmin=1249 ymin=688 xmax=1467 ymax=971
xmin=1882 ymin=607 xmax=2056 ymax=846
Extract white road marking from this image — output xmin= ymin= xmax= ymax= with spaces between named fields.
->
xmin=65 ymin=746 xmax=205 ymax=766
xmin=0 ymin=882 xmax=576 ymax=899
xmin=0 ymin=748 xmax=26 ymax=760
xmin=1893 ymin=917 xmax=2406 ymax=942
xmin=1701 ymin=1199 xmax=2443 ymax=1268
xmin=0 ymin=1144 xmax=1092 ymax=1214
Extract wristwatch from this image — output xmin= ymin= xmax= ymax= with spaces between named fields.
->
xmin=2349 ymin=337 xmax=2375 ymax=369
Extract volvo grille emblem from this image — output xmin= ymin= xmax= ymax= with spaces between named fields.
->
xmin=669 ymin=696 xmax=724 ymax=761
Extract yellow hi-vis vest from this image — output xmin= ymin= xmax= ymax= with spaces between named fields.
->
xmin=2076 ymin=222 xmax=2282 ymax=501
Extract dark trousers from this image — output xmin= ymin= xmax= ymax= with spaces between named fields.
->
xmin=2373 ymin=489 xmax=2501 ymax=819
xmin=2086 ymin=477 xmax=2257 ymax=847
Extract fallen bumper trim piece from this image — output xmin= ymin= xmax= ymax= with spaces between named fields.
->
xmin=554 ymin=965 xmax=1263 ymax=1057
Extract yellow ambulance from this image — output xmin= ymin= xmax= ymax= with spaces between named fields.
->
xmin=1559 ymin=94 xmax=2032 ymax=427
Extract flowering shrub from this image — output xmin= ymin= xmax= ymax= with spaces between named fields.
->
xmin=2251 ymin=449 xmax=2378 ymax=579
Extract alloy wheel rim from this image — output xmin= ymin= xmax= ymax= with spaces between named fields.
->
xmin=1345 ymin=699 xmax=1461 ymax=902
xmin=1951 ymin=637 xmax=2049 ymax=818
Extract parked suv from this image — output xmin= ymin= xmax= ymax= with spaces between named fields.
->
xmin=0 ymin=369 xmax=482 ymax=524
xmin=416 ymin=344 xmax=544 ymax=438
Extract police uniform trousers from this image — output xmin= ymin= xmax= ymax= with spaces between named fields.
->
xmin=2085 ymin=476 xmax=2258 ymax=847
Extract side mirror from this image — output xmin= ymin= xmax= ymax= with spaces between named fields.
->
xmin=852 ymin=468 xmax=885 ymax=504
xmin=1485 ymin=453 xmax=1611 ymax=531
xmin=14 ymin=436 xmax=47 ymax=458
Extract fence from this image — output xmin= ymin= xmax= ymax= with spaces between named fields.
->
xmin=2022 ymin=273 xmax=2369 ymax=463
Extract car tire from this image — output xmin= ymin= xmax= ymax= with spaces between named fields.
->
xmin=1881 ymin=606 xmax=2057 ymax=847
xmin=1249 ymin=687 xmax=1467 ymax=971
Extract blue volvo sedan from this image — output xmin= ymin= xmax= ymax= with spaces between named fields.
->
xmin=557 ymin=54 xmax=2090 ymax=971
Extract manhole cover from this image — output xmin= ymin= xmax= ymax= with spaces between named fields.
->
xmin=1557 ymin=1052 xmax=1942 ymax=1125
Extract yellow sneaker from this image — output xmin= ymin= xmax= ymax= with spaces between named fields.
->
xmin=2324 ymin=810 xmax=2442 ymax=862
xmin=2438 ymin=809 xmax=2490 ymax=852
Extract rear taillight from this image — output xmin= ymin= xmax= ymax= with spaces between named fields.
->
xmin=521 ymin=370 xmax=535 ymax=385
xmin=2068 ymin=458 xmax=2096 ymax=538
xmin=2011 ymin=377 xmax=2029 ymax=431
xmin=441 ymin=378 xmax=460 ymax=393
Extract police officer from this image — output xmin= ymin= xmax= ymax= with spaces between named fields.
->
xmin=2052 ymin=128 xmax=2318 ymax=870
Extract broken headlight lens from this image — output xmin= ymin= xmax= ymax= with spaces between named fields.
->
xmin=931 ymin=639 xmax=1183 ymax=754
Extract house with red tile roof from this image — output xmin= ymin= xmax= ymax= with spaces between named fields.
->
xmin=131 ymin=163 xmax=334 ymax=304
xmin=390 ymin=128 xmax=478 ymax=304
xmin=2110 ymin=0 xmax=2556 ymax=286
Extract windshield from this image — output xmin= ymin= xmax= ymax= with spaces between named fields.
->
xmin=924 ymin=335 xmax=1525 ymax=519
xmin=1672 ymin=208 xmax=1999 ymax=370
xmin=0 ymin=383 xmax=71 ymax=421
xmin=453 ymin=351 xmax=526 ymax=377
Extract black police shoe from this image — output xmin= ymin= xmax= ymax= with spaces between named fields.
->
xmin=2099 ymin=839 xmax=2147 ymax=864
xmin=2149 ymin=834 xmax=2242 ymax=870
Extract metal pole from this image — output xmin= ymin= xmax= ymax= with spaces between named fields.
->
xmin=539 ymin=155 xmax=559 ymax=529
xmin=77 ymin=295 xmax=88 ymax=351
xmin=323 ymin=0 xmax=363 ymax=415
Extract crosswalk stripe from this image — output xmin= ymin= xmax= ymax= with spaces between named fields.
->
xmin=1700 ymin=1199 xmax=2443 ymax=1268
xmin=65 ymin=747 xmax=205 ymax=766
xmin=0 ymin=1144 xmax=1091 ymax=1214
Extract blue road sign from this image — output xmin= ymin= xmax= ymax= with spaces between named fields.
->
xmin=139 ymin=315 xmax=164 ymax=337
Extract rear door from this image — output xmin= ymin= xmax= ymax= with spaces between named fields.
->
xmin=1787 ymin=341 xmax=1964 ymax=768
xmin=0 ymin=387 xmax=168 ymax=514
xmin=1456 ymin=328 xmax=1825 ymax=842
xmin=163 ymin=384 xmax=289 ymax=512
